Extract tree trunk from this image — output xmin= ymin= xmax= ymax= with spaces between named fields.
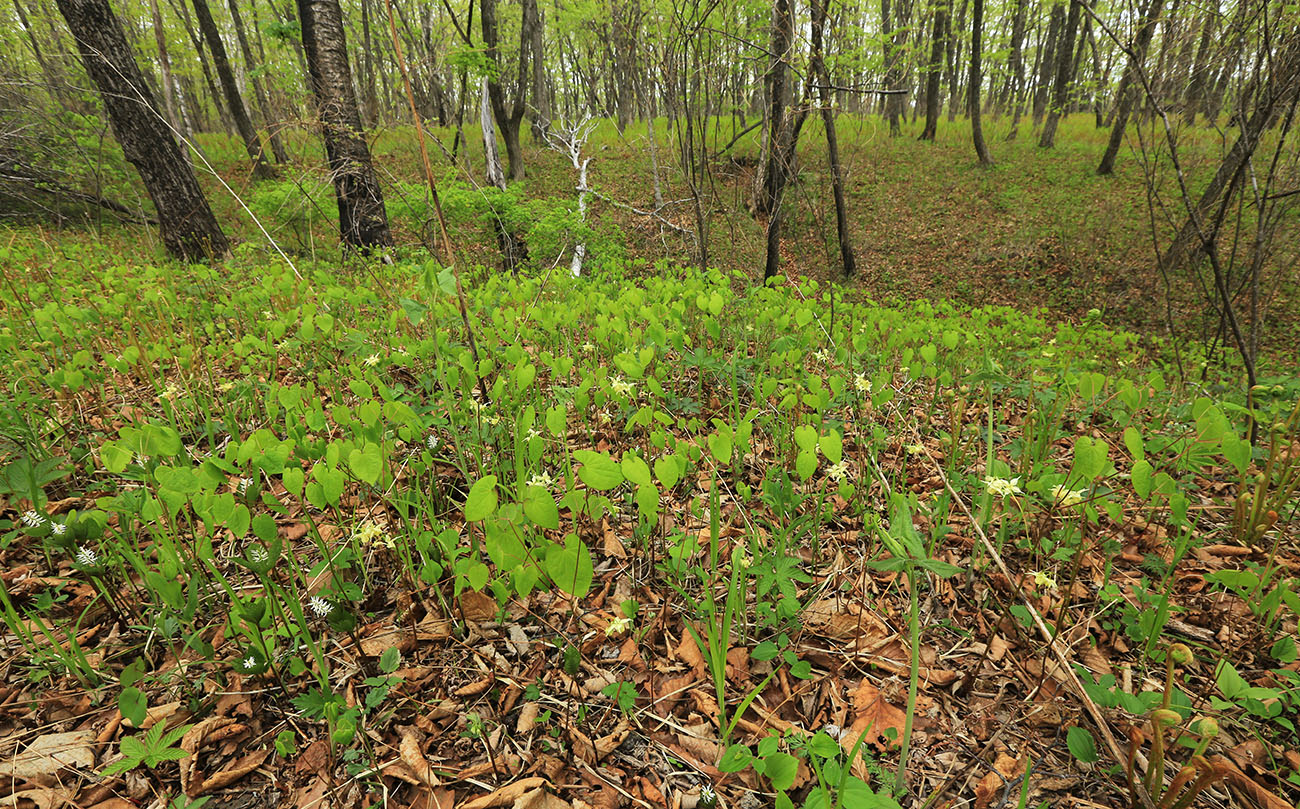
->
xmin=881 ymin=0 xmax=904 ymax=135
xmin=969 ymin=0 xmax=993 ymax=164
xmin=481 ymin=78 xmax=526 ymax=271
xmin=1097 ymin=0 xmax=1161 ymax=174
xmin=755 ymin=0 xmax=794 ymax=216
xmin=226 ymin=0 xmax=289 ymax=163
xmin=528 ymin=0 xmax=549 ymax=140
xmin=811 ymin=0 xmax=856 ymax=276
xmin=919 ymin=0 xmax=946 ymax=140
xmin=191 ymin=0 xmax=274 ymax=177
xmin=1181 ymin=11 xmax=1215 ymax=125
xmin=1164 ymin=30 xmax=1300 ymax=271
xmin=297 ymin=0 xmax=392 ymax=251
xmin=1032 ymin=2 xmax=1063 ymax=125
xmin=945 ymin=0 xmax=967 ymax=122
xmin=1038 ymin=0 xmax=1081 ymax=147
xmin=1001 ymin=0 xmax=1029 ymax=115
xmin=146 ymin=0 xmax=184 ymax=139
xmin=480 ymin=0 xmax=532 ymax=180
xmin=55 ymin=0 xmax=229 ymax=260
xmin=166 ymin=0 xmax=231 ymax=134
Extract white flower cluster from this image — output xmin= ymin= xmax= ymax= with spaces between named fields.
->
xmin=826 ymin=460 xmax=852 ymax=483
xmin=609 ymin=376 xmax=634 ymax=397
xmin=20 ymin=510 xmax=45 ymax=528
xmin=527 ymin=471 xmax=555 ymax=490
xmin=1050 ymin=485 xmax=1087 ymax=508
xmin=354 ymin=520 xmax=396 ymax=550
xmin=308 ymin=596 xmax=334 ymax=617
xmin=983 ymin=476 xmax=1022 ymax=498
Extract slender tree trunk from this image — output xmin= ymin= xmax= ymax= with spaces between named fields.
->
xmin=1181 ymin=11 xmax=1215 ymax=125
xmin=297 ymin=0 xmax=392 ymax=250
xmin=811 ymin=0 xmax=856 ymax=275
xmin=1001 ymin=0 xmax=1029 ymax=114
xmin=919 ymin=0 xmax=946 ymax=140
xmin=192 ymin=0 xmax=274 ymax=176
xmin=166 ymin=0 xmax=231 ymax=133
xmin=480 ymin=0 xmax=532 ymax=180
xmin=1097 ymin=0 xmax=1162 ymax=174
xmin=529 ymin=0 xmax=549 ymax=140
xmin=359 ymin=0 xmax=379 ymax=125
xmin=881 ymin=0 xmax=904 ymax=135
xmin=225 ymin=0 xmax=289 ymax=163
xmin=1165 ymin=30 xmax=1300 ymax=270
xmin=1038 ymin=0 xmax=1081 ymax=147
xmin=145 ymin=0 xmax=183 ymax=140
xmin=55 ymin=0 xmax=228 ymax=260
xmin=755 ymin=0 xmax=794 ymax=215
xmin=1032 ymin=2 xmax=1063 ymax=125
xmin=969 ymin=0 xmax=993 ymax=164
xmin=946 ymin=0 xmax=967 ymax=121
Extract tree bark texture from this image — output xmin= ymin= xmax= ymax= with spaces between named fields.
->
xmin=481 ymin=0 xmax=533 ymax=181
xmin=55 ymin=0 xmax=229 ymax=260
xmin=1039 ymin=0 xmax=1082 ymax=147
xmin=969 ymin=0 xmax=993 ymax=164
xmin=919 ymin=0 xmax=946 ymax=140
xmin=1097 ymin=0 xmax=1162 ymax=174
xmin=191 ymin=0 xmax=275 ymax=177
xmin=297 ymin=0 xmax=392 ymax=250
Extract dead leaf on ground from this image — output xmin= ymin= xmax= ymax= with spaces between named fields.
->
xmin=802 ymin=598 xmax=890 ymax=641
xmin=516 ymin=702 xmax=540 ymax=734
xmin=514 ymin=787 xmax=572 ymax=809
xmin=399 ymin=726 xmax=440 ymax=788
xmin=292 ymin=776 xmax=331 ymax=809
xmin=462 ymin=777 xmax=549 ymax=809
xmin=973 ymin=753 xmax=1022 ymax=809
xmin=0 ymin=730 xmax=95 ymax=785
xmin=194 ymin=749 xmax=268 ymax=796
xmin=180 ymin=716 xmax=237 ymax=796
xmin=459 ymin=590 xmax=498 ymax=622
xmin=844 ymin=680 xmax=906 ymax=752
xmin=675 ymin=629 xmax=707 ymax=676
xmin=3 ymin=787 xmax=76 ymax=809
xmin=360 ymin=626 xmax=417 ymax=657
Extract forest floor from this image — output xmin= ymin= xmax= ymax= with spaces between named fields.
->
xmin=0 ymin=115 xmax=1297 ymax=809
xmin=183 ymin=113 xmax=1299 ymax=367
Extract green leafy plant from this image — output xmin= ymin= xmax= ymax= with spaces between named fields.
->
xmin=101 ymin=721 xmax=193 ymax=777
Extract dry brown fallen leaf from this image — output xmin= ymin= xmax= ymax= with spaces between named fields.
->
xmin=0 ymin=730 xmax=95 ymax=785
xmin=179 ymin=716 xmax=237 ymax=796
xmin=292 ymin=775 xmax=331 ymax=809
xmin=844 ymin=680 xmax=906 ymax=752
xmin=399 ymin=726 xmax=441 ymax=788
xmin=674 ymin=628 xmax=707 ymax=677
xmin=1210 ymin=755 xmax=1294 ymax=809
xmin=594 ymin=721 xmax=630 ymax=760
xmin=193 ymin=749 xmax=268 ymax=796
xmin=359 ymin=627 xmax=416 ymax=657
xmin=459 ymin=590 xmax=498 ymax=622
xmin=516 ymin=702 xmax=540 ymax=734
xmin=973 ymin=753 xmax=1022 ymax=809
xmin=3 ymin=787 xmax=76 ymax=809
xmin=514 ymin=786 xmax=572 ymax=809
xmin=462 ymin=777 xmax=549 ymax=809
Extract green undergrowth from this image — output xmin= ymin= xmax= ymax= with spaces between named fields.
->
xmin=1 ymin=236 xmax=1298 ymax=803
